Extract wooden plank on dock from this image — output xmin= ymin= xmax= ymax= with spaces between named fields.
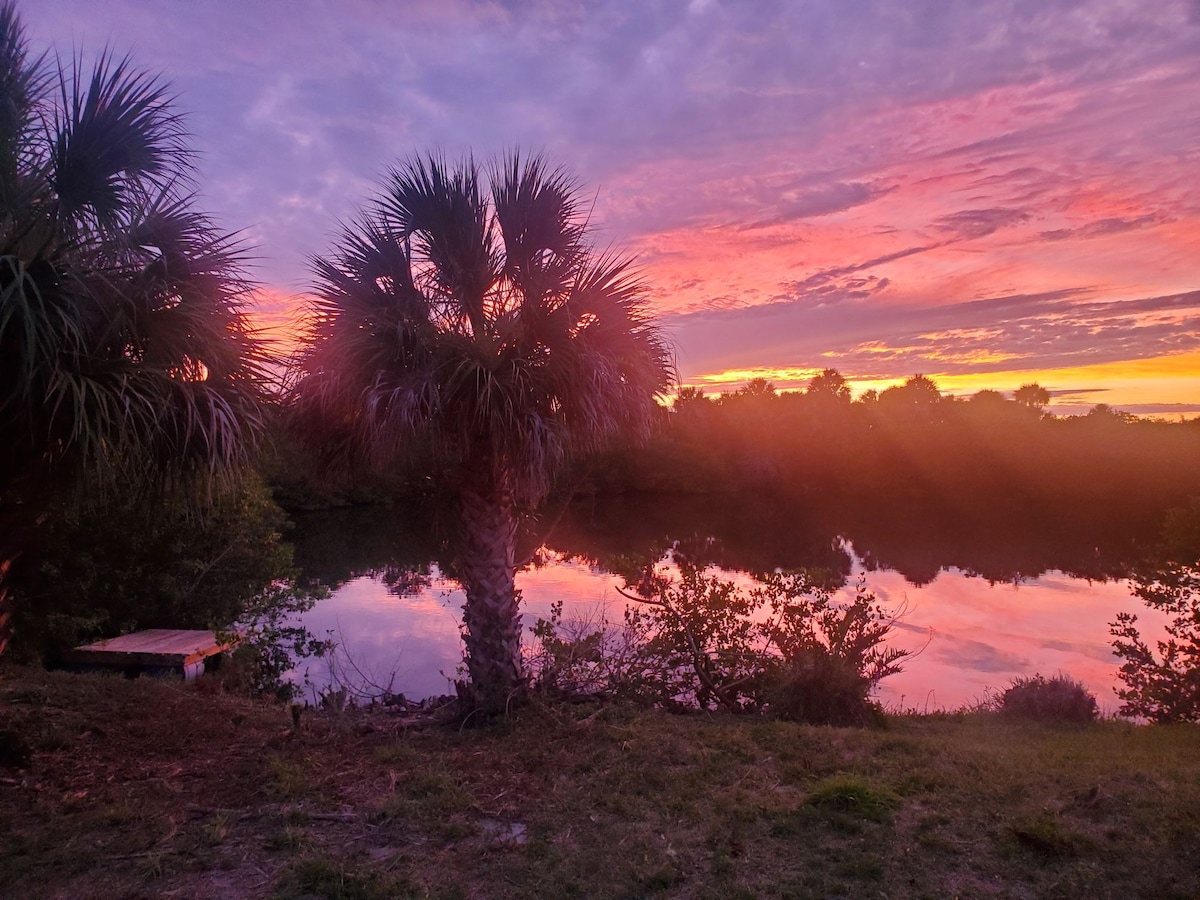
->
xmin=64 ymin=629 xmax=238 ymax=670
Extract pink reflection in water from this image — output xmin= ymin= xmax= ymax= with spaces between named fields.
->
xmin=288 ymin=551 xmax=1168 ymax=713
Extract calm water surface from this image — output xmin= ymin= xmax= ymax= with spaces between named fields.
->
xmin=285 ymin=497 xmax=1169 ymax=711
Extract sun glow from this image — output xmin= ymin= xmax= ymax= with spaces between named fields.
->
xmin=245 ymin=288 xmax=310 ymax=354
xmin=688 ymin=350 xmax=1200 ymax=414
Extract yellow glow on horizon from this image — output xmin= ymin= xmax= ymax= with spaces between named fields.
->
xmin=924 ymin=353 xmax=1200 ymax=409
xmin=687 ymin=351 xmax=1200 ymax=410
xmin=691 ymin=366 xmax=827 ymax=387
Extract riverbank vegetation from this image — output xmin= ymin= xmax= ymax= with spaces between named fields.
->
xmin=529 ymin=560 xmax=908 ymax=725
xmin=576 ymin=375 xmax=1200 ymax=516
xmin=0 ymin=1 xmax=267 ymax=661
xmin=2 ymin=666 xmax=1198 ymax=899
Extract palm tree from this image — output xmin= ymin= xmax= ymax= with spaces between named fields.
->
xmin=1013 ymin=382 xmax=1051 ymax=412
xmin=806 ymin=368 xmax=851 ymax=404
xmin=289 ymin=151 xmax=674 ymax=713
xmin=0 ymin=4 xmax=268 ymax=652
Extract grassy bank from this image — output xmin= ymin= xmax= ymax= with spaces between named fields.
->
xmin=1 ymin=667 xmax=1197 ymax=899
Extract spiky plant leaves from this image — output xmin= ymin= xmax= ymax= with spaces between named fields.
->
xmin=51 ymin=51 xmax=187 ymax=228
xmin=0 ymin=2 xmax=267 ymax=651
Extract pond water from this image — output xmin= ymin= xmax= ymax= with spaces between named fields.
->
xmin=283 ymin=494 xmax=1171 ymax=713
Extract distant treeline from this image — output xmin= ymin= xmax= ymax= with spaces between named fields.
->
xmin=264 ymin=371 xmax=1200 ymax=588
xmin=572 ymin=373 xmax=1200 ymax=516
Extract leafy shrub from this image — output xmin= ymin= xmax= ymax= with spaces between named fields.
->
xmin=7 ymin=477 xmax=293 ymax=661
xmin=528 ymin=556 xmax=908 ymax=724
xmin=764 ymin=651 xmax=886 ymax=727
xmin=214 ymin=583 xmax=333 ymax=702
xmin=999 ymin=674 xmax=1097 ymax=723
xmin=527 ymin=600 xmax=658 ymax=703
xmin=7 ymin=476 xmax=331 ymax=700
xmin=758 ymin=572 xmax=905 ymax=725
xmin=1110 ymin=499 xmax=1200 ymax=723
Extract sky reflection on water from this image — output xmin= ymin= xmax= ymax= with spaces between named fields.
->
xmin=287 ymin=547 xmax=1164 ymax=713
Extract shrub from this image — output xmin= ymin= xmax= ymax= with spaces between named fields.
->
xmin=1110 ymin=499 xmax=1200 ymax=723
xmin=7 ymin=477 xmax=295 ymax=662
xmin=528 ymin=557 xmax=908 ymax=725
xmin=6 ymin=476 xmax=331 ymax=701
xmin=764 ymin=651 xmax=885 ymax=727
xmin=999 ymin=674 xmax=1097 ymax=723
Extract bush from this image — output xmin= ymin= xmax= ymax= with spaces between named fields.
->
xmin=1110 ymin=499 xmax=1200 ymax=723
xmin=7 ymin=477 xmax=293 ymax=662
xmin=6 ymin=476 xmax=331 ymax=701
xmin=764 ymin=651 xmax=885 ymax=727
xmin=998 ymin=674 xmax=1097 ymax=723
xmin=528 ymin=557 xmax=908 ymax=725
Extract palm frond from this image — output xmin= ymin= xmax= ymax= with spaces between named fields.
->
xmin=0 ymin=7 xmax=266 ymax=509
xmin=0 ymin=2 xmax=46 ymax=174
xmin=491 ymin=149 xmax=585 ymax=298
xmin=51 ymin=51 xmax=187 ymax=229
xmin=290 ymin=149 xmax=675 ymax=504
xmin=380 ymin=152 xmax=497 ymax=336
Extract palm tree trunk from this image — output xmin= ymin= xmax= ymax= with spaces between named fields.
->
xmin=456 ymin=470 xmax=523 ymax=715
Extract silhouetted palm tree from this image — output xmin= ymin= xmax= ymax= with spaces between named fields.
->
xmin=290 ymin=151 xmax=673 ymax=713
xmin=807 ymin=368 xmax=851 ymax=404
xmin=1014 ymin=383 xmax=1051 ymax=412
xmin=0 ymin=4 xmax=268 ymax=650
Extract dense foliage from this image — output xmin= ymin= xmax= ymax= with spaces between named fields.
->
xmin=998 ymin=674 xmax=1098 ymax=723
xmin=0 ymin=3 xmax=266 ymax=511
xmin=580 ymin=376 xmax=1200 ymax=519
xmin=4 ymin=478 xmax=292 ymax=660
xmin=0 ymin=2 xmax=267 ymax=654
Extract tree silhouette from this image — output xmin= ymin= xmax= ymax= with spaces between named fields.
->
xmin=1014 ymin=383 xmax=1051 ymax=412
xmin=877 ymin=374 xmax=943 ymax=424
xmin=807 ymin=368 xmax=852 ymax=404
xmin=289 ymin=151 xmax=673 ymax=713
xmin=673 ymin=386 xmax=708 ymax=412
xmin=0 ymin=4 xmax=267 ymax=653
xmin=736 ymin=377 xmax=777 ymax=398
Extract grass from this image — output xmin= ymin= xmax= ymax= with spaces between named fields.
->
xmin=1 ymin=666 xmax=1198 ymax=898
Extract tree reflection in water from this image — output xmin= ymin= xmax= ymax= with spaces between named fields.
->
xmin=279 ymin=493 xmax=1168 ymax=709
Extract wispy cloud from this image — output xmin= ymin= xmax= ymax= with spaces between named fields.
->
xmin=23 ymin=0 xmax=1200 ymax=406
xmin=744 ymin=180 xmax=895 ymax=228
xmin=1040 ymin=214 xmax=1165 ymax=242
xmin=670 ymin=288 xmax=1200 ymax=380
xmin=933 ymin=207 xmax=1030 ymax=240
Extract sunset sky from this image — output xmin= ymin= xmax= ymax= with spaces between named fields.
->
xmin=27 ymin=0 xmax=1200 ymax=414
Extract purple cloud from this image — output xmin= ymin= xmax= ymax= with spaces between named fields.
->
xmin=670 ymin=288 xmax=1200 ymax=378
xmin=745 ymin=181 xmax=894 ymax=228
xmin=1040 ymin=215 xmax=1164 ymax=242
xmin=934 ymin=208 xmax=1030 ymax=240
xmin=19 ymin=0 xmax=1200 ymax=406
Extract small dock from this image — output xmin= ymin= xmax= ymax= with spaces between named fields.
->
xmin=64 ymin=629 xmax=238 ymax=680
